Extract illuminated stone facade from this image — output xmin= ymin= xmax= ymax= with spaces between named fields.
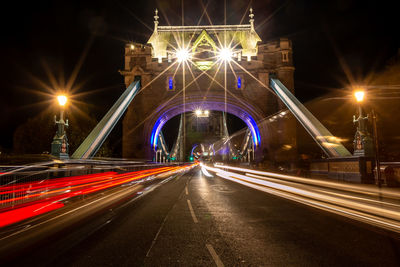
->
xmin=120 ymin=9 xmax=296 ymax=162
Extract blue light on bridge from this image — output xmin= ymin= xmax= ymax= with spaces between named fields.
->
xmin=168 ymin=77 xmax=173 ymax=90
xmin=191 ymin=144 xmax=199 ymax=157
xmin=150 ymin=107 xmax=262 ymax=152
xmin=151 ymin=117 xmax=165 ymax=150
xmin=237 ymin=76 xmax=242 ymax=89
xmin=245 ymin=116 xmax=261 ymax=146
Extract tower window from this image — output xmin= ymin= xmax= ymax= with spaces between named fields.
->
xmin=236 ymin=76 xmax=244 ymax=89
xmin=167 ymin=77 xmax=174 ymax=90
xmin=282 ymin=51 xmax=289 ymax=62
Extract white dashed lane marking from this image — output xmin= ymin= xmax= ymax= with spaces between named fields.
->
xmin=187 ymin=199 xmax=198 ymax=223
xmin=206 ymin=244 xmax=225 ymax=267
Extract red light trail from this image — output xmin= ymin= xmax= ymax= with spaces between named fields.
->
xmin=0 ymin=165 xmax=193 ymax=228
xmin=0 ymin=201 xmax=65 ymax=228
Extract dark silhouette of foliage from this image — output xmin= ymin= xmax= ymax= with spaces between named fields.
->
xmin=13 ymin=110 xmax=112 ymax=157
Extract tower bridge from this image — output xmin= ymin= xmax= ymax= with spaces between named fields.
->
xmin=72 ymin=8 xmax=350 ymax=163
xmin=120 ymin=9 xmax=296 ymax=162
xmin=3 ymin=6 xmax=396 ymax=264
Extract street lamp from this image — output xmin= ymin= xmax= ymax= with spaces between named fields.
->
xmin=352 ymin=90 xmax=381 ymax=185
xmin=354 ymin=90 xmax=364 ymax=102
xmin=194 ymin=109 xmax=209 ymax=118
xmin=57 ymin=95 xmax=67 ymax=106
xmin=353 ymin=90 xmax=373 ymax=157
xmin=51 ymin=94 xmax=69 ymax=159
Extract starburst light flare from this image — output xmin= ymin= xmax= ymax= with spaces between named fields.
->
xmin=218 ymin=47 xmax=233 ymax=61
xmin=176 ymin=49 xmax=190 ymax=62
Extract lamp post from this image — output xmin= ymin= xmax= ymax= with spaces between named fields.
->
xmin=371 ymin=109 xmax=382 ymax=187
xmin=352 ymin=90 xmax=373 ymax=157
xmin=353 ymin=90 xmax=382 ymax=185
xmin=51 ymin=95 xmax=69 ymax=159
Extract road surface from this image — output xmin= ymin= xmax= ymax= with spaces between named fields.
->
xmin=5 ymin=168 xmax=400 ymax=266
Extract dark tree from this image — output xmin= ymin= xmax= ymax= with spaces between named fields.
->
xmin=13 ymin=110 xmax=112 ymax=157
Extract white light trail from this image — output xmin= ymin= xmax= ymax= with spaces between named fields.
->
xmin=200 ymin=164 xmax=213 ymax=177
xmin=203 ymin=164 xmax=400 ymax=234
xmin=212 ymin=164 xmax=400 ymax=199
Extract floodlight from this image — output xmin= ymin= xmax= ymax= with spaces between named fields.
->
xmin=218 ymin=48 xmax=232 ymax=61
xmin=176 ymin=49 xmax=190 ymax=62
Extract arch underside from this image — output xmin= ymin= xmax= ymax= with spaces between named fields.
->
xmin=148 ymin=95 xmax=264 ymax=152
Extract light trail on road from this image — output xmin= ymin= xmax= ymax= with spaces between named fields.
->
xmin=0 ymin=164 xmax=194 ymax=228
xmin=202 ymin=163 xmax=400 ymax=234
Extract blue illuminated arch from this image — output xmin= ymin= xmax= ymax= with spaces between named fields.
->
xmin=150 ymin=102 xmax=261 ymax=151
xmin=191 ymin=144 xmax=199 ymax=156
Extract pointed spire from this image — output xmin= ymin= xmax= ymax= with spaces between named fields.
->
xmin=154 ymin=8 xmax=159 ymax=32
xmin=249 ymin=7 xmax=255 ymax=31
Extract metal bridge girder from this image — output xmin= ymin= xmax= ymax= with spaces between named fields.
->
xmin=270 ymin=78 xmax=351 ymax=158
xmin=72 ymin=81 xmax=141 ymax=159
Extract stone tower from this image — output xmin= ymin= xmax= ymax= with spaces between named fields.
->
xmin=120 ymin=9 xmax=296 ymax=162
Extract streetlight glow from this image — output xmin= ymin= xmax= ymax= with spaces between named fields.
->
xmin=52 ymin=94 xmax=69 ymax=158
xmin=218 ymin=47 xmax=233 ymax=61
xmin=57 ymin=95 xmax=67 ymax=106
xmin=354 ymin=91 xmax=365 ymax=102
xmin=176 ymin=49 xmax=190 ymax=62
xmin=195 ymin=109 xmax=210 ymax=117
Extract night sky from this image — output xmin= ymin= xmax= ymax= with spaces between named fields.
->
xmin=0 ymin=0 xmax=398 ymax=151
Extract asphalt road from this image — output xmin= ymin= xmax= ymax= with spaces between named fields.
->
xmin=8 ymin=168 xmax=400 ymax=266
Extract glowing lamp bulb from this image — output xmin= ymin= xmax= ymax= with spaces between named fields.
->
xmin=195 ymin=109 xmax=202 ymax=116
xmin=204 ymin=110 xmax=209 ymax=116
xmin=354 ymin=91 xmax=365 ymax=102
xmin=176 ymin=49 xmax=190 ymax=62
xmin=218 ymin=48 xmax=232 ymax=61
xmin=57 ymin=95 xmax=67 ymax=106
